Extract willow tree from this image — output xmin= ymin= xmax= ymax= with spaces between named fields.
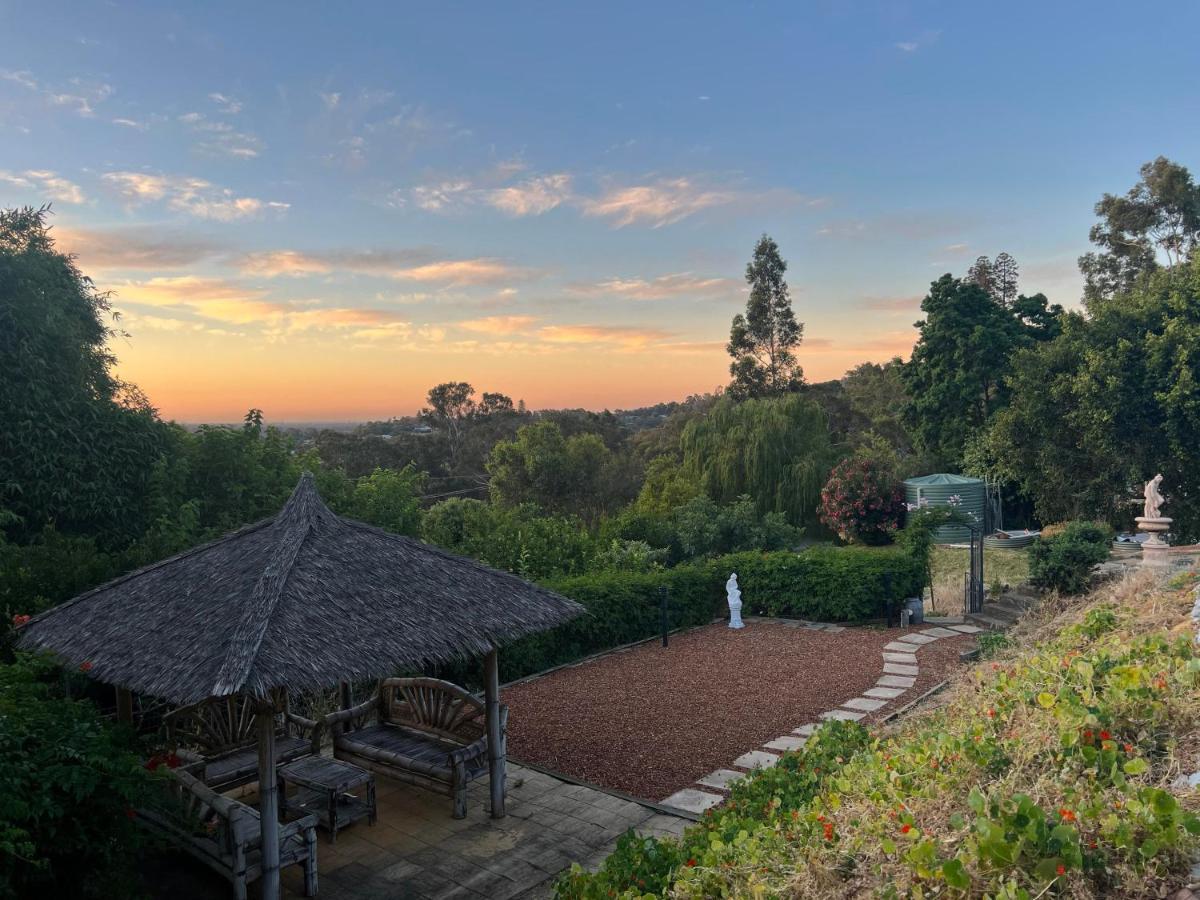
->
xmin=679 ymin=394 xmax=836 ymax=526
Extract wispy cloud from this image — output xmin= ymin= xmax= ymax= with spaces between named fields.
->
xmin=102 ymin=171 xmax=288 ymax=221
xmin=538 ymin=324 xmax=673 ymax=349
xmin=177 ymin=111 xmax=263 ymax=158
xmin=208 ymin=92 xmax=243 ymax=114
xmin=895 ymin=30 xmax=942 ymax=53
xmin=238 ymin=248 xmax=530 ymax=285
xmin=56 ymin=226 xmax=226 ymax=270
xmin=485 ymin=174 xmax=572 ymax=216
xmin=568 ymin=272 xmax=738 ymax=301
xmin=457 ymin=315 xmax=538 ymax=335
xmin=0 ymin=169 xmax=86 ymax=204
xmin=579 ymin=178 xmax=734 ymax=227
xmin=111 ymin=117 xmax=148 ymax=131
xmin=1 ymin=68 xmax=113 ymax=117
xmin=856 ymin=295 xmax=923 ymax=312
xmin=0 ymin=69 xmax=38 ymax=91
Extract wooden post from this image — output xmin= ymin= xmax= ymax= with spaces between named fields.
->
xmin=256 ymin=699 xmax=281 ymax=900
xmin=483 ymin=648 xmax=506 ymax=818
xmin=339 ymin=680 xmax=353 ymax=735
xmin=115 ymin=687 xmax=133 ymax=726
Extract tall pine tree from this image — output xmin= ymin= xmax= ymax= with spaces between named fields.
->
xmin=727 ymin=235 xmax=804 ymax=398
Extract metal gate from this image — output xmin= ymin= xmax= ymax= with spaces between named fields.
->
xmin=964 ymin=524 xmax=985 ymax=615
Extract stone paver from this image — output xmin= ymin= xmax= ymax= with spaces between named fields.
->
xmin=921 ymin=627 xmax=961 ymax=638
xmin=883 ymin=662 xmax=919 ymax=676
xmin=948 ymin=624 xmax=983 ymax=634
xmin=898 ymin=633 xmax=938 ymax=645
xmin=877 ymin=674 xmax=917 ymax=688
xmin=864 ymin=686 xmax=906 ymax=700
xmin=883 ymin=641 xmax=918 ymax=653
xmin=661 ymin=788 xmax=723 ymax=813
xmin=763 ymin=735 xmax=807 ymax=751
xmin=883 ymin=652 xmax=918 ymax=664
xmin=793 ymin=723 xmax=818 ymax=736
xmin=696 ymin=769 xmax=745 ymax=790
xmin=842 ymin=696 xmax=887 ymax=712
xmin=820 ymin=708 xmax=866 ymax=721
xmin=732 ymin=749 xmax=780 ymax=770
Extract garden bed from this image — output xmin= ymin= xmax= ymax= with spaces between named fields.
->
xmin=504 ymin=620 xmax=973 ymax=801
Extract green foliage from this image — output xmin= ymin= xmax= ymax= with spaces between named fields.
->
xmin=0 ymin=655 xmax=153 ymax=898
xmin=421 ymin=498 xmax=594 ymax=580
xmin=717 ymin=546 xmax=923 ymax=621
xmin=590 ymin=539 xmax=669 ymax=574
xmin=902 ymin=272 xmax=1062 ymax=467
xmin=985 ymin=256 xmax=1200 ymax=540
xmin=669 ymin=495 xmax=800 ymax=560
xmin=680 ymin=394 xmax=836 ymax=527
xmin=487 ymin=420 xmax=636 ymax=525
xmin=818 ymin=456 xmax=905 ymax=545
xmin=727 ymin=234 xmax=804 ymax=398
xmin=0 ymin=207 xmax=172 ymax=548
xmin=1079 ymin=156 xmax=1200 ymax=302
xmin=347 ymin=465 xmax=425 ymax=535
xmin=556 ymin=720 xmax=871 ymax=899
xmin=1028 ymin=521 xmax=1113 ymax=594
xmin=497 ymin=566 xmax=718 ymax=681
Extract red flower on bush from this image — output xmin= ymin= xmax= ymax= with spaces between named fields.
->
xmin=818 ymin=457 xmax=905 ymax=545
xmin=1055 ymin=864 xmax=1066 ymax=876
xmin=684 ymin=859 xmax=696 ymax=868
xmin=11 ymin=614 xmax=30 ymax=627
xmin=1059 ymin=808 xmax=1076 ymax=822
xmin=78 ymin=661 xmax=93 ymax=673
xmin=900 ymin=823 xmax=912 ymax=834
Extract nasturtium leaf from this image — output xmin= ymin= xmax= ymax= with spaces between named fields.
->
xmin=942 ymin=858 xmax=970 ymax=889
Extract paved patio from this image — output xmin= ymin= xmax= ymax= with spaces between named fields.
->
xmin=258 ymin=763 xmax=688 ymax=899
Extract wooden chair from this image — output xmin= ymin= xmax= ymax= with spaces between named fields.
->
xmin=321 ymin=677 xmax=506 ymax=818
xmin=139 ymin=766 xmax=318 ymax=900
xmin=163 ymin=694 xmax=321 ymax=791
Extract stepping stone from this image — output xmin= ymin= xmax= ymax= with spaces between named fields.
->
xmin=877 ymin=674 xmax=917 ymax=688
xmin=884 ymin=641 xmax=918 ymax=653
xmin=948 ymin=624 xmax=983 ymax=634
xmin=883 ymin=652 xmax=918 ymax=664
xmin=661 ymin=788 xmax=724 ymax=814
xmin=864 ymin=686 xmax=906 ymax=700
xmin=763 ymin=735 xmax=807 ymax=751
xmin=697 ymin=769 xmax=745 ymax=790
xmin=922 ymin=627 xmax=961 ymax=638
xmin=884 ymin=662 xmax=919 ymax=676
xmin=792 ymin=723 xmax=818 ymax=736
xmin=820 ymin=708 xmax=866 ymax=722
xmin=843 ymin=696 xmax=887 ymax=712
xmin=898 ymin=633 xmax=938 ymax=645
xmin=732 ymin=750 xmax=779 ymax=770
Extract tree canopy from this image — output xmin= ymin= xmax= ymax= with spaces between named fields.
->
xmin=728 ymin=235 xmax=804 ymax=398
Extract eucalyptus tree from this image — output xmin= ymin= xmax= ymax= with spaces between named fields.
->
xmin=727 ymin=235 xmax=804 ymax=398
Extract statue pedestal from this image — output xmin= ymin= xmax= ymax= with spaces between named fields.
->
xmin=1135 ymin=516 xmax=1172 ymax=566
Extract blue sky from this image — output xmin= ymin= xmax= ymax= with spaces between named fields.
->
xmin=2 ymin=1 xmax=1198 ymax=420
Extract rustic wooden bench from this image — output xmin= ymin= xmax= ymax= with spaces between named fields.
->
xmin=164 ymin=694 xmax=321 ymax=792
xmin=321 ymin=677 xmax=507 ymax=818
xmin=139 ymin=766 xmax=318 ymax=900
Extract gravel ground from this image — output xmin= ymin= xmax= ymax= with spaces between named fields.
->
xmin=504 ymin=620 xmax=973 ymax=801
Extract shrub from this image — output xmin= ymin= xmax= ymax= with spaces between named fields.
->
xmin=0 ymin=655 xmax=153 ymax=898
xmin=495 ymin=566 xmax=719 ymax=681
xmin=1029 ymin=520 xmax=1112 ymax=594
xmin=819 ymin=456 xmax=905 ymax=545
xmin=714 ymin=546 xmax=923 ymax=621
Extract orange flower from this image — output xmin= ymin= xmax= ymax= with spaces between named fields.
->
xmin=78 ymin=661 xmax=93 ymax=673
xmin=1056 ymin=864 xmax=1065 ymax=876
xmin=685 ymin=859 xmax=696 ymax=868
xmin=900 ymin=823 xmax=912 ymax=834
xmin=1099 ymin=730 xmax=1111 ymax=740
xmin=1059 ymin=808 xmax=1076 ymax=822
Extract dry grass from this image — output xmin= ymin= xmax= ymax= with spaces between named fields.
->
xmin=926 ymin=545 xmax=1032 ymax=615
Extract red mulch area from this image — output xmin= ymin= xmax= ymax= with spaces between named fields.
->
xmin=504 ymin=620 xmax=973 ymax=802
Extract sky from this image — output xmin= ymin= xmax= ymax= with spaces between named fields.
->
xmin=2 ymin=1 xmax=1198 ymax=423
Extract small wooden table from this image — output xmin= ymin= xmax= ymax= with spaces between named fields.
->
xmin=279 ymin=757 xmax=376 ymax=844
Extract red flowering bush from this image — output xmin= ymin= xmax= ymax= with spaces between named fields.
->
xmin=818 ymin=457 xmax=905 ymax=545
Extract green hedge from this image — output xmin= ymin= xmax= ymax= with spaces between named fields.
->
xmin=497 ymin=566 xmax=719 ymax=681
xmin=485 ymin=546 xmax=922 ymax=683
xmin=1029 ymin=520 xmax=1112 ymax=594
xmin=712 ymin=546 xmax=923 ymax=622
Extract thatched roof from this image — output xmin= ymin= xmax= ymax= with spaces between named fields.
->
xmin=18 ymin=474 xmax=583 ymax=705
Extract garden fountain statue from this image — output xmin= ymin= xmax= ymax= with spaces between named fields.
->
xmin=726 ymin=573 xmax=745 ymax=629
xmin=1135 ymin=473 xmax=1172 ymax=565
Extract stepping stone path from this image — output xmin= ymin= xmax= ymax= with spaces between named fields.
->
xmin=661 ymin=620 xmax=977 ymax=813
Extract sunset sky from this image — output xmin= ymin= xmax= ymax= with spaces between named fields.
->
xmin=3 ymin=1 xmax=1198 ymax=422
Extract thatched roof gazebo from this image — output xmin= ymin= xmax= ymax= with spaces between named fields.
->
xmin=18 ymin=473 xmax=583 ymax=899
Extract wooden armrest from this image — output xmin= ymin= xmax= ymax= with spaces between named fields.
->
xmin=280 ymin=812 xmax=319 ymax=839
xmin=286 ymin=711 xmax=324 ymax=752
xmin=322 ymin=694 xmax=379 ymax=729
xmin=448 ymin=734 xmax=489 ymax=767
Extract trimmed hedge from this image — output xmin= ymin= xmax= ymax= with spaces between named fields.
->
xmin=497 ymin=566 xmax=719 ymax=682
xmin=713 ymin=546 xmax=923 ymax=622
xmin=486 ymin=546 xmax=922 ymax=683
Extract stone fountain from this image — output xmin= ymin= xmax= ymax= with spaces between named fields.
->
xmin=1135 ymin=473 xmax=1172 ymax=565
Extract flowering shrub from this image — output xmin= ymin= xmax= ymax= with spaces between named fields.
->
xmin=558 ymin=573 xmax=1200 ymax=898
xmin=819 ymin=457 xmax=905 ymax=545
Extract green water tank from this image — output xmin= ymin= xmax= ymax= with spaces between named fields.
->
xmin=903 ymin=473 xmax=986 ymax=543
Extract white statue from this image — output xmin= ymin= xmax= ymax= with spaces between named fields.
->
xmin=726 ymin=573 xmax=744 ymax=629
xmin=1144 ymin=474 xmax=1166 ymax=519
